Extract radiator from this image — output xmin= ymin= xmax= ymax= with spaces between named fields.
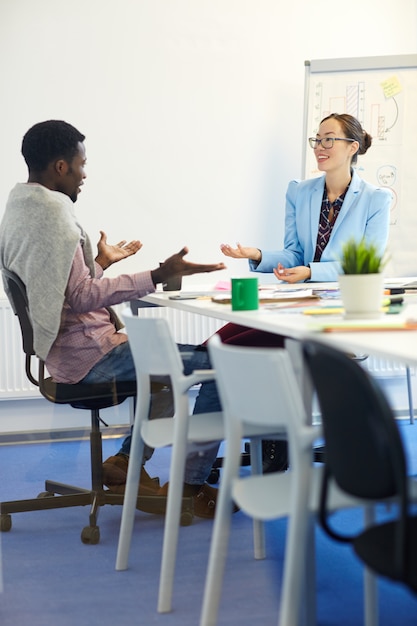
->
xmin=362 ymin=356 xmax=413 ymax=378
xmin=0 ymin=297 xmax=38 ymax=399
xmin=0 ymin=296 xmax=412 ymax=400
xmin=132 ymin=303 xmax=226 ymax=345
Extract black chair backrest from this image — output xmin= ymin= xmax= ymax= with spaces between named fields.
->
xmin=302 ymin=339 xmax=408 ymax=503
xmin=303 ymin=339 xmax=416 ymax=589
xmin=2 ymin=269 xmax=35 ymax=357
xmin=2 ymin=268 xmax=136 ymax=408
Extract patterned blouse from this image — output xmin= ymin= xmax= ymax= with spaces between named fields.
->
xmin=313 ymin=182 xmax=351 ymax=262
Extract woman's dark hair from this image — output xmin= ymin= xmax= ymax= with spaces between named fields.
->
xmin=21 ymin=120 xmax=86 ymax=172
xmin=321 ymin=113 xmax=372 ymax=164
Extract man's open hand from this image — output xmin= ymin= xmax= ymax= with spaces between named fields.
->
xmin=95 ymin=230 xmax=143 ymax=270
xmin=152 ymin=247 xmax=226 ymax=286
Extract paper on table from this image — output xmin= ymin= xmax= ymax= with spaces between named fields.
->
xmin=309 ymin=318 xmax=417 ymax=332
xmin=303 ymin=308 xmax=345 ymax=315
xmin=213 ymin=280 xmax=232 ymax=291
xmin=212 ymin=289 xmax=320 ymax=305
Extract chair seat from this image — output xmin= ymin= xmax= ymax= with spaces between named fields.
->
xmin=354 ymin=516 xmax=417 ymax=592
xmin=142 ymin=411 xmax=225 ymax=449
xmin=40 ymin=377 xmax=137 ymax=409
xmin=232 ymin=465 xmax=369 ymax=522
xmin=142 ymin=411 xmax=285 ymax=450
xmin=42 ymin=377 xmax=167 ymax=410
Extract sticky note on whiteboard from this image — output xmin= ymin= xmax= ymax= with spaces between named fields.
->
xmin=381 ymin=75 xmax=402 ymax=98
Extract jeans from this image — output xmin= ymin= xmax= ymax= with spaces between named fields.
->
xmin=81 ymin=341 xmax=221 ymax=484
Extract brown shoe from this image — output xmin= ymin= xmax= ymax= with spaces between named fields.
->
xmin=158 ymin=482 xmax=239 ymax=519
xmin=102 ymin=454 xmax=129 ymax=486
xmin=103 ymin=455 xmax=160 ymax=495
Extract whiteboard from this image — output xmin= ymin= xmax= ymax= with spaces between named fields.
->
xmin=302 ymin=55 xmax=417 ymax=277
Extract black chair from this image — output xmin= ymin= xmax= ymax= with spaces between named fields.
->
xmin=302 ymin=338 xmax=417 ymax=598
xmin=1 ymin=269 xmax=168 ymax=544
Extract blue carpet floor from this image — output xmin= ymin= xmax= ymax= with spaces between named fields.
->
xmin=1 ymin=424 xmax=417 ymax=626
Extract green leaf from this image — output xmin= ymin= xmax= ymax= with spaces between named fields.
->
xmin=340 ymin=238 xmax=387 ymax=275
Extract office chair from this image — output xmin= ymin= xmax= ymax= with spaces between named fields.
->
xmin=199 ymin=337 xmax=317 ymax=626
xmin=303 ymin=339 xmax=417 ymax=621
xmin=116 ymin=313 xmax=224 ymax=611
xmin=115 ymin=313 xmax=280 ymax=614
xmin=129 ymin=299 xmax=251 ymax=485
xmin=0 ymin=269 xmax=167 ymax=544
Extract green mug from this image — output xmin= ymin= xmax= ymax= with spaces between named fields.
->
xmin=231 ymin=277 xmax=259 ymax=311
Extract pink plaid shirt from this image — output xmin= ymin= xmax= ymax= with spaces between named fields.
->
xmin=45 ymin=244 xmax=155 ymax=383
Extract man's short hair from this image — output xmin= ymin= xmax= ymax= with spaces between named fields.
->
xmin=21 ymin=120 xmax=86 ymax=172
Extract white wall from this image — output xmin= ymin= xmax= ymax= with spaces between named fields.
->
xmin=0 ymin=0 xmax=416 ymax=431
xmin=1 ymin=0 xmax=416 ymax=290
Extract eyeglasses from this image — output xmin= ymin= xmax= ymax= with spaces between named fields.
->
xmin=308 ymin=137 xmax=356 ymax=149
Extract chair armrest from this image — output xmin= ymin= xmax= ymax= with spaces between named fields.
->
xmin=178 ymin=369 xmax=216 ymax=393
xmin=191 ymin=369 xmax=215 ymax=380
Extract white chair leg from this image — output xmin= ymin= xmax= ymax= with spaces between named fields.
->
xmin=115 ymin=432 xmax=145 ymax=571
xmin=116 ymin=374 xmax=151 ymax=572
xmin=200 ymin=432 xmax=242 ymax=626
xmin=157 ymin=400 xmax=190 ymax=613
xmin=279 ymin=451 xmax=313 ymax=626
xmin=250 ymin=438 xmax=266 ymax=560
xmin=128 ymin=395 xmax=135 ymax=427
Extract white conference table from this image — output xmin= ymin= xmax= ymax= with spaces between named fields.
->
xmin=141 ymin=283 xmax=417 ymax=367
xmin=140 ymin=283 xmax=417 ymax=626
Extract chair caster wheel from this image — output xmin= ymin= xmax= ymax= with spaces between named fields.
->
xmin=0 ymin=513 xmax=12 ymax=532
xmin=207 ymin=468 xmax=220 ymax=484
xmin=81 ymin=525 xmax=100 ymax=545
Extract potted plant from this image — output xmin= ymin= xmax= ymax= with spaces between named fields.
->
xmin=338 ymin=238 xmax=387 ymax=319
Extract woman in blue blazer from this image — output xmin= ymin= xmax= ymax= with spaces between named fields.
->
xmin=216 ymin=113 xmax=392 ymax=472
xmin=221 ymin=113 xmax=392 ymax=283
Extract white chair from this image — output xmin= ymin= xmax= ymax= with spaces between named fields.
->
xmin=200 ymin=336 xmax=372 ymax=626
xmin=199 ymin=336 xmax=320 ymax=626
xmin=115 ymin=312 xmax=276 ymax=614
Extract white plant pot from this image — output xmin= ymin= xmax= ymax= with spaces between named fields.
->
xmin=338 ymin=273 xmax=385 ymax=320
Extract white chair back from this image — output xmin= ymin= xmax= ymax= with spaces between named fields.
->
xmin=122 ymin=313 xmax=184 ymax=378
xmin=208 ymin=334 xmax=307 ymax=461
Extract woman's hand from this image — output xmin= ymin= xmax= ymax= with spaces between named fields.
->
xmin=95 ymin=230 xmax=143 ymax=270
xmin=220 ymin=243 xmax=261 ymax=262
xmin=273 ymin=263 xmax=311 ymax=284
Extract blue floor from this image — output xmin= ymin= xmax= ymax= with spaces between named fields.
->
xmin=1 ymin=424 xmax=417 ymax=626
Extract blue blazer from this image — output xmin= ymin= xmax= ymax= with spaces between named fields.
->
xmin=249 ymin=170 xmax=392 ymax=282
